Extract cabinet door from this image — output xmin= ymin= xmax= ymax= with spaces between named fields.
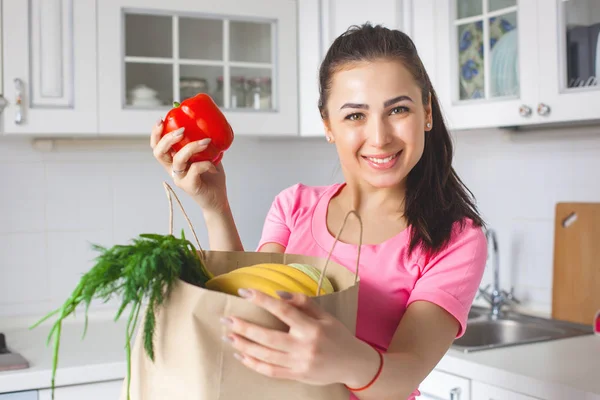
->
xmin=472 ymin=381 xmax=541 ymax=400
xmin=2 ymin=0 xmax=98 ymax=135
xmin=537 ymin=0 xmax=600 ymax=124
xmin=433 ymin=0 xmax=542 ymax=130
xmin=298 ymin=0 xmax=324 ymax=137
xmin=416 ymin=369 xmax=471 ymax=400
xmin=97 ymin=0 xmax=298 ymax=136
xmin=38 ymin=380 xmax=124 ymax=400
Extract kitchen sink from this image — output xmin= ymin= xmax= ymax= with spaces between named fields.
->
xmin=452 ymin=305 xmax=593 ymax=352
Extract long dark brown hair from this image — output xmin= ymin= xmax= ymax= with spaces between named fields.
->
xmin=318 ymin=23 xmax=485 ymax=256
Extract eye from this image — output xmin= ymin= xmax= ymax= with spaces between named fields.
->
xmin=390 ymin=106 xmax=409 ymax=115
xmin=345 ymin=113 xmax=364 ymax=121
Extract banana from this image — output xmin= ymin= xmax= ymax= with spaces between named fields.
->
xmin=287 ymin=263 xmax=335 ymax=294
xmin=205 ymin=270 xmax=315 ymax=299
xmin=231 ymin=263 xmax=324 ymax=296
xmin=228 ymin=264 xmax=317 ymax=296
xmin=205 ymin=272 xmax=293 ymax=298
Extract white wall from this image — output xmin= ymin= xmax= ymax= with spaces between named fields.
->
xmin=1 ymin=125 xmax=600 ymax=319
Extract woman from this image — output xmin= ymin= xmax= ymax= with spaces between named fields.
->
xmin=151 ymin=23 xmax=487 ymax=400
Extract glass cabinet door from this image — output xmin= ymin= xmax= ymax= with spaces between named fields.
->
xmin=124 ymin=14 xmax=274 ymax=111
xmin=559 ymin=0 xmax=599 ymax=93
xmin=434 ymin=0 xmax=540 ymax=130
xmin=537 ymin=0 xmax=600 ymax=124
xmin=98 ymin=0 xmax=297 ymax=136
xmin=455 ymin=0 xmax=519 ymax=101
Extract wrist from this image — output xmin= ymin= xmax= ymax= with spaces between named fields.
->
xmin=200 ymin=201 xmax=231 ymax=221
xmin=342 ymin=341 xmax=384 ymax=390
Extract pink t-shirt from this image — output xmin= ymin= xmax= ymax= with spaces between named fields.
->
xmin=257 ymin=183 xmax=487 ymax=399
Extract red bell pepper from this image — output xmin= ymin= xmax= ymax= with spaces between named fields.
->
xmin=162 ymin=93 xmax=234 ymax=165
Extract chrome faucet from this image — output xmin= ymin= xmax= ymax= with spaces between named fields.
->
xmin=477 ymin=228 xmax=520 ymax=318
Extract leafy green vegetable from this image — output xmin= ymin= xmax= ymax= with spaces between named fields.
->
xmin=30 ymin=229 xmax=212 ymax=400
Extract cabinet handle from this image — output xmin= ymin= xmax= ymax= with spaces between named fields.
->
xmin=537 ymin=103 xmax=551 ymax=116
xmin=449 ymin=387 xmax=461 ymax=400
xmin=14 ymin=78 xmax=25 ymax=125
xmin=518 ymin=105 xmax=532 ymax=117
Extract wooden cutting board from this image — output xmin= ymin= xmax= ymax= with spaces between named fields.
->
xmin=552 ymin=202 xmax=600 ymax=326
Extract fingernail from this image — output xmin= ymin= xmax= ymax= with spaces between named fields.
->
xmin=276 ymin=291 xmax=293 ymax=300
xmin=156 ymin=118 xmax=163 ymax=126
xmin=220 ymin=317 xmax=233 ymax=326
xmin=197 ymin=138 xmax=211 ymax=145
xmin=238 ymin=288 xmax=253 ymax=298
xmin=172 ymin=127 xmax=185 ymax=136
xmin=221 ymin=335 xmax=234 ymax=343
xmin=233 ymin=353 xmax=245 ymax=361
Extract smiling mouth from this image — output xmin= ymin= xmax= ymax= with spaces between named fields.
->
xmin=362 ymin=151 xmax=402 ymax=164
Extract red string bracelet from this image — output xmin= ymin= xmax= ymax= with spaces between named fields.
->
xmin=344 ymin=345 xmax=384 ymax=392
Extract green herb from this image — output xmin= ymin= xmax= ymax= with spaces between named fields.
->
xmin=30 ymin=230 xmax=212 ymax=400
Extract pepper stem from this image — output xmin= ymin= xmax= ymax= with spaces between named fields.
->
xmin=173 ymin=101 xmax=181 ymax=107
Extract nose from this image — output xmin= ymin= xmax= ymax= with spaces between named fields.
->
xmin=369 ymin=116 xmax=393 ymax=148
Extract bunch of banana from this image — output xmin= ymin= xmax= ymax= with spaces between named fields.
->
xmin=205 ymin=262 xmax=335 ymax=299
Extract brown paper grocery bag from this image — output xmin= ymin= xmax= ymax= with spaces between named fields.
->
xmin=120 ymin=183 xmax=362 ymax=400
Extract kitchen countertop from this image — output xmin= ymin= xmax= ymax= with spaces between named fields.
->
xmin=0 ymin=311 xmax=128 ymax=394
xmin=0 ymin=310 xmax=599 ymax=398
xmin=441 ymin=334 xmax=600 ymax=400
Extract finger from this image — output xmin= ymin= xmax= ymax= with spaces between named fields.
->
xmin=238 ymin=289 xmax=315 ymax=330
xmin=224 ymin=332 xmax=293 ymax=368
xmin=234 ymin=353 xmax=294 ymax=380
xmin=187 ymin=160 xmax=218 ymax=177
xmin=277 ymin=292 xmax=326 ymax=320
xmin=171 ymin=138 xmax=212 ymax=172
xmin=153 ymin=127 xmax=185 ymax=165
xmin=222 ymin=317 xmax=293 ymax=353
xmin=150 ymin=118 xmax=164 ymax=148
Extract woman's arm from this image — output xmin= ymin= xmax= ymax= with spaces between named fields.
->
xmin=344 ymin=301 xmax=459 ymax=399
xmin=346 ymin=224 xmax=487 ymax=398
xmin=257 ymin=242 xmax=286 ymax=253
xmin=202 ymin=205 xmax=244 ymax=252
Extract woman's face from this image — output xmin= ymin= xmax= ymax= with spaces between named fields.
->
xmin=323 ymin=59 xmax=432 ymax=189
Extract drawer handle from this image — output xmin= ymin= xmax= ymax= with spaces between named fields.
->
xmin=449 ymin=387 xmax=461 ymax=400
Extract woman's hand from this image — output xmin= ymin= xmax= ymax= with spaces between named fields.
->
xmin=150 ymin=119 xmax=229 ymax=214
xmin=220 ymin=289 xmax=381 ymax=388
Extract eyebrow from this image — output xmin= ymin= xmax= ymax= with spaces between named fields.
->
xmin=339 ymin=95 xmax=414 ymax=110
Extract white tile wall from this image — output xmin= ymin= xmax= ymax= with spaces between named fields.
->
xmin=1 ymin=125 xmax=600 ymax=319
xmin=452 ymin=125 xmax=600 ymax=315
xmin=0 ymin=135 xmax=341 ymax=318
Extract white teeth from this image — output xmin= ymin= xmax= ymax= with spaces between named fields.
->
xmin=366 ymin=153 xmax=398 ymax=164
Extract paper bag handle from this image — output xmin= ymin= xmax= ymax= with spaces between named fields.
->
xmin=162 ymin=181 xmax=207 ymax=265
xmin=162 ymin=181 xmax=361 ymax=296
xmin=317 ymin=210 xmax=363 ymax=295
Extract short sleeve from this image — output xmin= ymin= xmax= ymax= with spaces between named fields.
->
xmin=256 ymin=185 xmax=299 ymax=251
xmin=406 ymin=220 xmax=487 ymax=338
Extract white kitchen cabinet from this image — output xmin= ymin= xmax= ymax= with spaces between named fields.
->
xmin=96 ymin=0 xmax=298 ymax=137
xmin=37 ymin=380 xmax=123 ymax=400
xmin=472 ymin=381 xmax=542 ymax=400
xmin=429 ymin=0 xmax=600 ymax=131
xmin=416 ymin=369 xmax=471 ymax=400
xmin=1 ymin=0 xmax=98 ymax=135
xmin=299 ymin=0 xmax=408 ymax=137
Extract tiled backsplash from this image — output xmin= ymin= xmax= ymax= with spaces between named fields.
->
xmin=1 ymin=125 xmax=600 ymax=318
